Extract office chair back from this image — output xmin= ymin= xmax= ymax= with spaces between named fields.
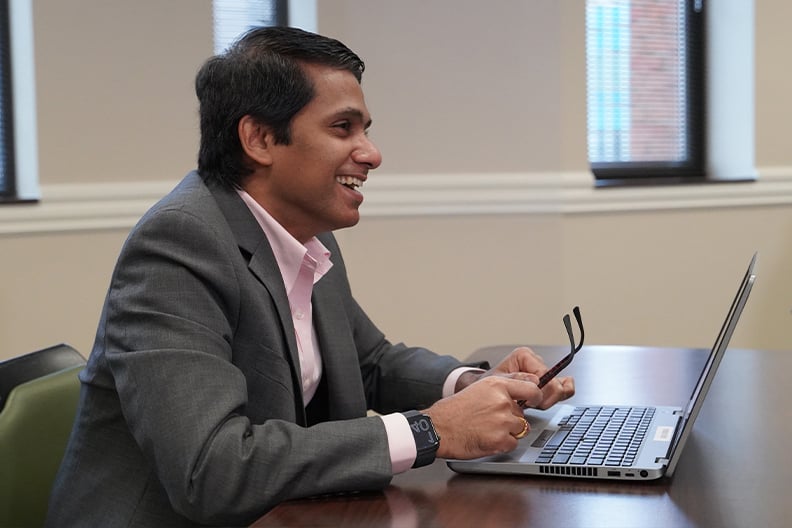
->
xmin=0 ymin=344 xmax=85 ymax=528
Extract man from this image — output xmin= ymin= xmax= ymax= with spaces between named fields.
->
xmin=47 ymin=27 xmax=574 ymax=527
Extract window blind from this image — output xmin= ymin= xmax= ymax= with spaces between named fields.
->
xmin=585 ymin=0 xmax=705 ymax=182
xmin=0 ymin=0 xmax=14 ymax=197
xmin=213 ymin=0 xmax=287 ymax=54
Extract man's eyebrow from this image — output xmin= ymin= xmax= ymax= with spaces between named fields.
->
xmin=334 ymin=107 xmax=373 ymax=128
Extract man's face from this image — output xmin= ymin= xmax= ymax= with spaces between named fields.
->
xmin=251 ymin=63 xmax=382 ymax=243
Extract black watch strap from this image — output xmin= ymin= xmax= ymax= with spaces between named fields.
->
xmin=402 ymin=410 xmax=440 ymax=468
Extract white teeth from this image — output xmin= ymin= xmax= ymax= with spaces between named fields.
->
xmin=336 ymin=176 xmax=364 ymax=189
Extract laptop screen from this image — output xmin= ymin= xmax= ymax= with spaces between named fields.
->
xmin=664 ymin=253 xmax=757 ymax=476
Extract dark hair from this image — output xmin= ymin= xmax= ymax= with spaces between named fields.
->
xmin=195 ymin=26 xmax=365 ymax=188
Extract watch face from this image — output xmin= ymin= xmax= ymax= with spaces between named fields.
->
xmin=410 ymin=416 xmax=439 ymax=447
xmin=405 ymin=412 xmax=439 ymax=468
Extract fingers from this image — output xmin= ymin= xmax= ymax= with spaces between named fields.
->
xmin=492 ymin=347 xmax=547 ymax=377
xmin=504 ymin=371 xmax=540 ymax=385
xmin=559 ymin=376 xmax=575 ymax=398
xmin=511 ymin=347 xmax=546 ymax=373
xmin=426 ymin=376 xmax=542 ymax=459
xmin=511 ymin=346 xmax=543 ymax=363
xmin=499 ymin=376 xmax=544 ymax=409
xmin=536 ymin=376 xmax=575 ymax=410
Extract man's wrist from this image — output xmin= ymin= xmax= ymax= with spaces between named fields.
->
xmin=454 ymin=369 xmax=484 ymax=393
xmin=401 ymin=410 xmax=440 ymax=468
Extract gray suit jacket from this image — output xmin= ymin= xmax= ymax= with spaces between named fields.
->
xmin=46 ymin=172 xmax=470 ymax=527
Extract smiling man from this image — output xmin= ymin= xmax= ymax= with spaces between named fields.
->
xmin=237 ymin=61 xmax=379 ymax=242
xmin=46 ymin=27 xmax=573 ymax=527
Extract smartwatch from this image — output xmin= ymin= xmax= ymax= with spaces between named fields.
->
xmin=402 ymin=410 xmax=441 ymax=468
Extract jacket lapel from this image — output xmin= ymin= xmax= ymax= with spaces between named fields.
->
xmin=204 ymin=176 xmax=305 ymax=410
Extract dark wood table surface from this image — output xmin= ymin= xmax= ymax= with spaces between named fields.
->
xmin=253 ymin=345 xmax=792 ymax=527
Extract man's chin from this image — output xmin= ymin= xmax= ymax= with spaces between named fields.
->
xmin=333 ymin=212 xmax=361 ymax=232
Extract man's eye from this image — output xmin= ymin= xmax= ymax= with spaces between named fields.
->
xmin=333 ymin=122 xmax=351 ymax=131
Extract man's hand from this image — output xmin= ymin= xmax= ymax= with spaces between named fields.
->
xmin=456 ymin=346 xmax=575 ymax=410
xmin=430 ymin=346 xmax=576 ymax=460
xmin=425 ymin=375 xmax=543 ymax=460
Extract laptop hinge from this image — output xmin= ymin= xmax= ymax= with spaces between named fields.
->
xmin=655 ymin=457 xmax=670 ymax=465
xmin=672 ymin=409 xmax=684 ymax=416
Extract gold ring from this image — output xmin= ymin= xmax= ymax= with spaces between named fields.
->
xmin=513 ymin=417 xmax=529 ymax=439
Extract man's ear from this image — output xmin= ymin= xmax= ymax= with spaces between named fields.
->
xmin=238 ymin=115 xmax=274 ymax=166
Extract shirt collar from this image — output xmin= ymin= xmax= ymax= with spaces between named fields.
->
xmin=236 ymin=189 xmax=333 ymax=293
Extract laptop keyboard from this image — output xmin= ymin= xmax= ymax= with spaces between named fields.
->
xmin=534 ymin=406 xmax=656 ymax=467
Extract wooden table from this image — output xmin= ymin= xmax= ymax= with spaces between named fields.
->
xmin=253 ymin=345 xmax=791 ymax=527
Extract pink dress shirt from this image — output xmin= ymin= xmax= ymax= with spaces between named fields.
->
xmin=237 ymin=190 xmax=479 ymax=473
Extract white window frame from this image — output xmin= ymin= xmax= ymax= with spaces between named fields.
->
xmin=4 ymin=0 xmax=38 ymax=202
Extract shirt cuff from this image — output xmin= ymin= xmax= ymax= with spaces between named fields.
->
xmin=380 ymin=413 xmax=416 ymax=474
xmin=381 ymin=367 xmax=486 ymax=475
xmin=442 ymin=366 xmax=486 ymax=397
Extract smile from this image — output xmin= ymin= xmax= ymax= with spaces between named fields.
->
xmin=336 ymin=175 xmax=364 ymax=190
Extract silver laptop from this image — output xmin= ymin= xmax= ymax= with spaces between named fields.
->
xmin=448 ymin=252 xmax=757 ymax=481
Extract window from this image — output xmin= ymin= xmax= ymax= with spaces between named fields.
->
xmin=0 ymin=1 xmax=15 ymax=199
xmin=213 ymin=0 xmax=288 ymax=54
xmin=585 ymin=0 xmax=705 ymax=186
xmin=0 ymin=0 xmax=38 ymax=204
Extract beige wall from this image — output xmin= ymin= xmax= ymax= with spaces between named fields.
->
xmin=320 ymin=0 xmax=563 ymax=173
xmin=32 ymin=1 xmax=210 ymax=185
xmin=0 ymin=0 xmax=789 ymax=361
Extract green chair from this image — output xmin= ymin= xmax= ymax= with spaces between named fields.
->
xmin=0 ymin=344 xmax=85 ymax=528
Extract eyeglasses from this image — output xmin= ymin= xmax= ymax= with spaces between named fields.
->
xmin=518 ymin=306 xmax=584 ymax=407
xmin=537 ymin=306 xmax=584 ymax=388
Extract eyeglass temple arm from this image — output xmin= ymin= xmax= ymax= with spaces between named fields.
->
xmin=537 ymin=308 xmax=584 ymax=388
xmin=520 ymin=307 xmax=584 ymax=400
xmin=570 ymin=306 xmax=584 ymax=351
xmin=538 ymin=355 xmax=573 ymax=387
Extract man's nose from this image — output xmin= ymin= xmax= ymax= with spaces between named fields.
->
xmin=353 ymin=137 xmax=382 ymax=169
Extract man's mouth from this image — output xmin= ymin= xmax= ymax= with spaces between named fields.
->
xmin=336 ymin=175 xmax=364 ymax=191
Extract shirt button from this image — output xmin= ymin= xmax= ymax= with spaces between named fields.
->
xmin=294 ymin=309 xmax=305 ymax=320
